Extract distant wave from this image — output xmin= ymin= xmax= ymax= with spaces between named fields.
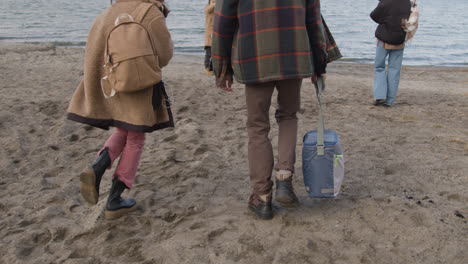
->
xmin=437 ymin=62 xmax=468 ymax=67
xmin=52 ymin=41 xmax=87 ymax=47
xmin=0 ymin=36 xmax=40 ymax=40
xmin=0 ymin=39 xmax=87 ymax=47
xmin=45 ymin=41 xmax=87 ymax=47
xmin=175 ymin=46 xmax=204 ymax=54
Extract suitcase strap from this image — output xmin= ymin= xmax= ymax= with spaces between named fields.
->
xmin=314 ymin=76 xmax=326 ymax=156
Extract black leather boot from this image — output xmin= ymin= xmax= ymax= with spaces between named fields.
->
xmin=80 ymin=148 xmax=111 ymax=205
xmin=104 ymin=178 xmax=137 ymax=220
xmin=248 ymin=193 xmax=273 ymax=220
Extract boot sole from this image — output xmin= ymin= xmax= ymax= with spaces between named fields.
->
xmin=104 ymin=205 xmax=137 ymax=220
xmin=80 ymin=168 xmax=98 ymax=205
xmin=275 ymin=195 xmax=299 ymax=208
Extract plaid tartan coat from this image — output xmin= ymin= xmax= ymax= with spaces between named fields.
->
xmin=212 ymin=0 xmax=341 ymax=84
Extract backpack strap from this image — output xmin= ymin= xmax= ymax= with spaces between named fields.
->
xmin=131 ymin=2 xmax=154 ymax=23
xmin=314 ymin=76 xmax=326 ymax=156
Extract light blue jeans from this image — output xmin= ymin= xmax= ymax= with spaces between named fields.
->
xmin=373 ymin=41 xmax=404 ymax=105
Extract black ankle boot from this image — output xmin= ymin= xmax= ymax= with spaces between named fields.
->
xmin=248 ymin=193 xmax=273 ymax=220
xmin=80 ymin=148 xmax=111 ymax=205
xmin=104 ymin=178 xmax=137 ymax=220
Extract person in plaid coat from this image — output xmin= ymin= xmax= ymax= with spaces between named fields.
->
xmin=212 ymin=0 xmax=341 ymax=220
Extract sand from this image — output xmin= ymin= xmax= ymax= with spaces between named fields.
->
xmin=0 ymin=42 xmax=467 ymax=264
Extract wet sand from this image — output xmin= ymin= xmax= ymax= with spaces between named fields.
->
xmin=0 ymin=42 xmax=467 ymax=264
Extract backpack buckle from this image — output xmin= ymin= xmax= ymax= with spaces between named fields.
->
xmin=317 ymin=144 xmax=325 ymax=156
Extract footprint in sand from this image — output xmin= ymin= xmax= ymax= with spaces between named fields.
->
xmin=384 ymin=167 xmax=396 ymax=175
xmin=207 ymin=227 xmax=228 ymax=242
xmin=177 ymin=105 xmax=189 ymax=114
xmin=447 ymin=193 xmax=463 ymax=201
xmin=17 ymin=219 xmax=34 ymax=228
xmin=68 ymin=247 xmax=90 ymax=259
xmin=162 ymin=134 xmax=178 ymax=142
xmin=238 ymin=234 xmax=265 ymax=254
xmin=0 ymin=113 xmax=13 ymax=132
xmin=222 ymin=135 xmax=235 ymax=141
xmin=37 ymin=100 xmax=62 ymax=118
xmin=155 ymin=208 xmax=177 ymax=223
xmin=52 ymin=227 xmax=68 ymax=242
xmin=69 ymin=134 xmax=79 ymax=142
xmin=194 ymin=144 xmax=209 ymax=156
xmin=15 ymin=244 xmax=34 ymax=259
xmin=15 ymin=230 xmax=52 ymax=259
xmin=83 ymin=125 xmax=94 ymax=131
xmin=102 ymin=238 xmax=145 ymax=261
xmin=189 ymin=221 xmax=205 ymax=230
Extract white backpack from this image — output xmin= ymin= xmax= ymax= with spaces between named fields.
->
xmin=402 ymin=0 xmax=420 ymax=43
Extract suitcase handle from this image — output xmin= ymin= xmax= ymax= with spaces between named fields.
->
xmin=314 ymin=76 xmax=326 ymax=155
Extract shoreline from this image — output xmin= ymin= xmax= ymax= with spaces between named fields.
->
xmin=1 ymin=41 xmax=467 ymax=68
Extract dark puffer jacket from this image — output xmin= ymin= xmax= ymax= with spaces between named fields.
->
xmin=371 ymin=0 xmax=411 ymax=45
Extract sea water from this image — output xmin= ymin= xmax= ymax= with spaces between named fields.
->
xmin=0 ymin=0 xmax=467 ymax=66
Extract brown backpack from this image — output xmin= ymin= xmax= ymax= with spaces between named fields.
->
xmin=101 ymin=2 xmax=161 ymax=98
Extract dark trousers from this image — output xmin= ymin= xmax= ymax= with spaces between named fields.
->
xmin=245 ymin=79 xmax=302 ymax=195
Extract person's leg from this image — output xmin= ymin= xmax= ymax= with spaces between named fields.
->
xmin=104 ymin=131 xmax=145 ymax=220
xmin=113 ymin=131 xmax=146 ymax=189
xmin=274 ymin=79 xmax=302 ymax=207
xmin=245 ymin=82 xmax=275 ymax=195
xmin=80 ymin=128 xmax=127 ymax=205
xmin=245 ymin=82 xmax=275 ymax=219
xmin=275 ymin=79 xmax=302 ymax=172
xmin=208 ymin=47 xmax=213 ymax=72
xmin=101 ymin=127 xmax=128 ymax=167
xmin=386 ymin=48 xmax=404 ymax=105
xmin=373 ymin=42 xmax=390 ymax=103
xmin=204 ymin=46 xmax=212 ymax=72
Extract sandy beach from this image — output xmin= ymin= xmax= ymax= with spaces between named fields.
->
xmin=0 ymin=42 xmax=467 ymax=264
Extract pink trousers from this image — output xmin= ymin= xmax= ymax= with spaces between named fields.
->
xmin=99 ymin=128 xmax=145 ymax=189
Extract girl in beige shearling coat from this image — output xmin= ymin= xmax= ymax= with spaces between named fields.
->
xmin=67 ymin=0 xmax=173 ymax=220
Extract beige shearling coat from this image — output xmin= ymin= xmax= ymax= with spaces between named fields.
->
xmin=67 ymin=0 xmax=174 ymax=133
xmin=204 ymin=1 xmax=215 ymax=47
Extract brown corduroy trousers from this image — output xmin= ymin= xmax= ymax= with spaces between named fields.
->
xmin=245 ymin=79 xmax=302 ymax=195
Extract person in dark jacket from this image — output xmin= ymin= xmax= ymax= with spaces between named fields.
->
xmin=212 ymin=0 xmax=341 ymax=220
xmin=371 ymin=0 xmax=411 ymax=106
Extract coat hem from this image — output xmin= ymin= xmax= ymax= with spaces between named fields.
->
xmin=67 ymin=112 xmax=174 ymax=133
